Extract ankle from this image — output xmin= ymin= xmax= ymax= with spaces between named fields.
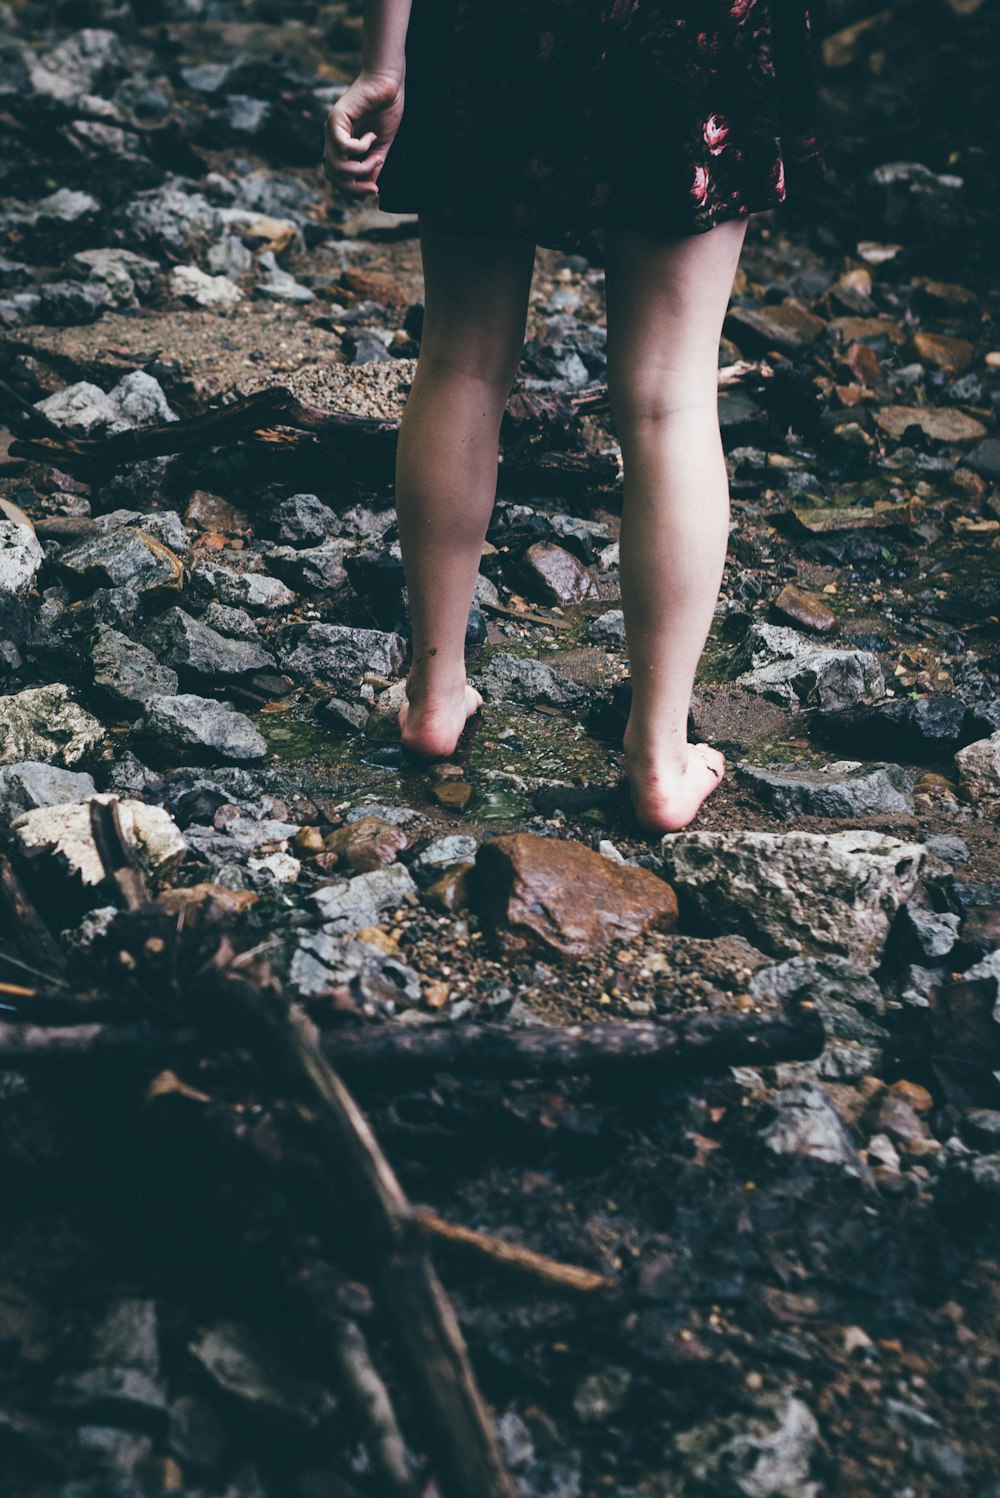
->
xmin=406 ymin=668 xmax=467 ymax=707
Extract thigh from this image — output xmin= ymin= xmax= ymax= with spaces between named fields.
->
xmin=416 ymin=220 xmax=537 ymax=389
xmin=603 ymin=218 xmax=748 ymax=418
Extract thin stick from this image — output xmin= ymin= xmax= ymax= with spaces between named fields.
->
xmin=415 ymin=1208 xmax=614 ymax=1294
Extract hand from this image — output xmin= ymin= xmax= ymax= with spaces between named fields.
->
xmin=323 ymin=70 xmax=404 ymax=198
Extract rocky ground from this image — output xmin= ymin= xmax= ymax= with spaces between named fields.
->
xmin=2 ymin=1 xmax=1000 ymax=1495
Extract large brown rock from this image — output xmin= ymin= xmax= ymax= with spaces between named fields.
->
xmin=471 ymin=833 xmax=678 ymax=958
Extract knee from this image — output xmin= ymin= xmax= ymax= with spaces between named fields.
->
xmin=608 ymin=384 xmax=720 ymax=435
xmin=416 ymin=343 xmax=521 ymax=399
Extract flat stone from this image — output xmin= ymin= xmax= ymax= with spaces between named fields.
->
xmin=519 ymin=542 xmax=599 ymax=605
xmin=873 ymin=404 xmax=987 ymax=443
xmin=412 ymin=834 xmax=479 ymax=876
xmin=91 ymin=626 xmax=179 ymax=713
xmin=57 ymin=526 xmax=184 ymax=597
xmin=0 ymin=761 xmax=97 ymax=822
xmin=477 ymin=651 xmax=586 ymax=707
xmin=911 ymin=331 xmax=975 ymax=373
xmin=725 ymin=300 xmax=826 ymax=356
xmin=736 ymin=759 xmax=913 ymax=818
xmin=131 ymin=694 xmax=268 ymax=764
xmin=0 ymin=684 xmax=103 ymax=767
xmin=729 ymin=622 xmax=885 ymax=713
xmin=278 ymin=623 xmax=406 ymax=689
xmin=188 ymin=1322 xmax=335 ymax=1427
xmin=13 ymin=795 xmax=186 ymax=885
xmin=772 ymin=585 xmax=836 ymax=634
xmin=311 ymin=863 xmax=417 ymax=936
xmin=661 ymin=829 xmax=925 ymax=971
xmin=955 ymin=731 xmax=1000 ymax=800
xmin=471 ymin=833 xmax=678 ymax=958
xmin=0 ymin=504 xmax=44 ymax=597
xmin=787 ymin=502 xmax=913 ymax=533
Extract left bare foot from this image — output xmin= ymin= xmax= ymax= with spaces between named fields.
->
xmin=398 ymin=680 xmax=483 ymax=759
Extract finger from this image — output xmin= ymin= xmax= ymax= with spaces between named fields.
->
xmin=325 ymin=153 xmax=381 ymax=179
xmin=327 ymin=110 xmax=377 ymax=156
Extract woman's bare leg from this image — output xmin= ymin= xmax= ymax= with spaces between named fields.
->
xmin=395 ymin=222 xmax=535 ymax=757
xmin=603 ymin=217 xmax=748 ymax=832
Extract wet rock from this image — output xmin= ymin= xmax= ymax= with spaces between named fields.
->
xmin=729 ymin=623 xmax=885 ymax=712
xmin=0 ymin=684 xmax=103 ymax=767
xmin=277 ymin=623 xmax=406 ymax=689
xmin=772 ymin=584 xmax=836 ymax=635
xmin=57 ymin=526 xmax=184 ymax=598
xmin=955 ymin=731 xmax=1000 ymax=801
xmin=661 ymin=830 xmax=925 ymax=971
xmin=168 ymin=264 xmax=242 ymax=309
xmin=760 ymin=1083 xmax=866 ymax=1179
xmin=91 ymin=626 xmax=179 ymax=712
xmin=287 ymin=932 xmax=422 ymax=1010
xmin=0 ymin=506 xmax=43 ymax=597
xmin=736 ymin=759 xmax=913 ymax=818
xmin=477 ymin=652 xmax=586 ymax=708
xmin=518 ymin=542 xmax=600 ymax=605
xmin=311 ymin=863 xmax=417 ymax=936
xmin=142 ymin=607 xmax=277 ymax=690
xmin=131 ymin=694 xmax=268 ymax=765
xmin=190 ymin=562 xmax=295 ymax=614
xmin=274 ymin=493 xmax=340 ymax=546
xmin=0 ymin=761 xmax=96 ymax=822
xmin=316 ymin=696 xmax=369 ymax=735
xmin=471 ymin=833 xmax=678 ymax=958
xmin=587 ymin=609 xmax=626 ymax=646
xmin=187 ymin=1322 xmax=336 ymax=1427
xmin=325 ymin=817 xmax=408 ymax=873
xmin=815 ymin=694 xmax=968 ymax=761
xmin=674 ymin=1389 xmax=821 ymax=1497
xmin=13 ymin=795 xmax=186 ymax=886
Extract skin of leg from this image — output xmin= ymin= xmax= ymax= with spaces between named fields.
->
xmin=603 ymin=215 xmax=749 ymax=832
xmin=395 ymin=221 xmax=536 ymax=757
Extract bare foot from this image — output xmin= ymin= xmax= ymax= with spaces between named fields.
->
xmin=398 ymin=681 xmax=483 ymax=759
xmin=624 ymin=741 xmax=726 ymax=834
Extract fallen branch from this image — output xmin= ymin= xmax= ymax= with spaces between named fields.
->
xmin=416 ymin=1208 xmax=614 ymax=1294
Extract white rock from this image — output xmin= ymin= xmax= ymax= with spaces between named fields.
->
xmin=730 ymin=622 xmax=885 ymax=713
xmin=108 ymin=370 xmax=177 ymax=428
xmin=0 ymin=503 xmax=43 ymax=596
xmin=661 ymin=829 xmax=925 ymax=972
xmin=955 ymin=731 xmax=1000 ymax=801
xmin=247 ymin=851 xmax=301 ymax=884
xmin=169 ymin=264 xmax=242 ymax=309
xmin=0 ymin=684 xmax=103 ymax=767
xmin=34 ymin=381 xmax=117 ymax=435
xmin=13 ymin=794 xmax=186 ymax=885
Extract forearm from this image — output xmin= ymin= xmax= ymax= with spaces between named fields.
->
xmin=362 ymin=0 xmax=412 ymax=78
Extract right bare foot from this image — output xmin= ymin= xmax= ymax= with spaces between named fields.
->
xmin=624 ymin=740 xmax=726 ymax=834
xmin=398 ymin=680 xmax=483 ymax=760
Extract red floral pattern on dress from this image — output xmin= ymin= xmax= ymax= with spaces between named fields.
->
xmin=375 ymin=0 xmax=828 ymax=253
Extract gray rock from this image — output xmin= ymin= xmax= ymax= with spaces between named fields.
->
xmin=266 ymin=542 xmax=350 ymax=594
xmin=168 ymin=263 xmax=242 ymax=308
xmin=750 ymin=955 xmax=888 ymax=1081
xmin=736 ymin=759 xmax=913 ymax=818
xmin=963 ymin=438 xmax=1000 ymax=483
xmin=206 ymin=233 xmax=253 ymax=279
xmin=287 ymin=932 xmax=422 ymax=1010
xmin=924 ymin=833 xmax=969 ymax=863
xmin=729 ymin=622 xmax=885 ymax=713
xmin=253 ymin=251 xmax=314 ymax=304
xmin=32 ymin=28 xmax=126 ymax=98
xmin=142 ymin=607 xmax=276 ymax=688
xmin=413 ymin=834 xmax=479 ymax=876
xmin=36 ymin=277 xmax=111 ymax=325
xmin=123 ymin=185 xmax=221 ymax=253
xmin=188 ymin=1322 xmax=336 ymax=1426
xmin=318 ymin=696 xmax=369 ymax=735
xmin=675 ymin=1390 xmax=821 ymax=1498
xmin=0 ymin=511 xmax=44 ymax=597
xmin=106 ymin=370 xmax=178 ymax=429
xmin=311 ymin=863 xmax=417 ymax=936
xmin=477 ymin=651 xmax=587 ymax=707
xmin=0 ymin=761 xmax=97 ymax=822
xmin=661 ymin=829 xmax=925 ymax=971
xmin=34 ymin=380 xmax=117 ymax=435
xmin=183 ymin=817 xmax=299 ymax=862
xmin=0 ymin=684 xmax=103 ymax=767
xmin=13 ymin=795 xmax=186 ymax=885
xmin=70 ymin=248 xmax=160 ymax=306
xmin=191 ymin=562 xmax=295 ymax=613
xmin=587 ymin=609 xmax=626 ymax=647
xmin=91 ymin=626 xmax=179 ymax=712
xmin=132 ymin=694 xmax=268 ymax=764
xmin=93 ymin=1300 xmax=160 ymax=1377
xmin=201 ymin=602 xmax=261 ymax=641
xmin=53 ymin=1366 xmax=167 ymax=1423
xmin=760 ymin=1083 xmax=866 ymax=1178
xmin=955 ymin=731 xmax=1000 ymax=801
xmin=278 ymin=623 xmax=406 ymax=689
xmin=96 ymin=507 xmax=188 ymax=552
xmin=57 ymin=527 xmax=184 ymax=596
xmin=34 ymin=372 xmax=176 ymax=435
xmin=898 ymin=900 xmax=960 ymax=961
xmin=344 ymin=801 xmax=419 ymax=826
xmin=274 ymin=493 xmax=340 ymax=546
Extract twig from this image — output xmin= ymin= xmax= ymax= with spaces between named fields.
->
xmin=415 ymin=1208 xmax=614 ymax=1294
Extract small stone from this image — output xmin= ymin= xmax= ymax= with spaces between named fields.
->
xmin=911 ymin=331 xmax=975 ymax=374
xmin=278 ymin=623 xmax=406 ymax=689
xmin=725 ymin=299 xmax=826 ymax=355
xmin=142 ymin=607 xmax=276 ymax=689
xmin=773 ymin=584 xmax=837 ymax=635
xmin=131 ymin=694 xmax=268 ymax=764
xmin=477 ymin=652 xmax=586 ymax=708
xmin=955 ymin=731 xmax=1000 ymax=800
xmin=0 ymin=684 xmax=103 ymax=767
xmin=325 ymin=817 xmax=408 ymax=873
xmin=471 ymin=833 xmax=678 ymax=958
xmin=675 ymin=1390 xmax=822 ymax=1497
xmin=288 ymin=931 xmax=422 ymax=1009
xmin=661 ymin=829 xmax=925 ymax=971
xmin=730 ymin=623 xmax=885 ymax=713
xmin=274 ymin=493 xmax=340 ymax=546
xmin=317 ymin=697 xmax=369 ymax=735
xmin=816 ymin=694 xmax=968 ymax=761
xmin=873 ymin=404 xmax=987 ymax=443
xmin=184 ymin=490 xmax=250 ymax=535
xmin=587 ymin=609 xmax=626 ymax=646
xmin=761 ymin=1083 xmax=867 ymax=1177
xmin=13 ymin=795 xmax=186 ymax=885
xmin=0 ymin=504 xmax=44 ymax=597
xmin=736 ymin=760 xmax=913 ymax=818
xmin=311 ymin=864 xmax=418 ymax=936
xmin=191 ymin=562 xmax=295 ymax=613
xmin=188 ymin=1322 xmax=335 ymax=1426
xmin=963 ymin=438 xmax=1000 ymax=483
xmin=168 ymin=264 xmax=242 ymax=308
xmin=412 ymin=834 xmax=478 ymax=876
xmin=0 ymin=761 xmax=97 ymax=822
xmin=34 ymin=380 xmax=117 ymax=435
xmin=518 ymin=542 xmax=599 ymax=605
xmin=573 ymin=1367 xmax=632 ymax=1423
xmin=57 ymin=526 xmax=184 ymax=597
xmin=433 ymin=781 xmax=473 ymax=812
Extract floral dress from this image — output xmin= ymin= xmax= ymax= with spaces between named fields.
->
xmin=374 ymin=0 xmax=829 ymax=253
